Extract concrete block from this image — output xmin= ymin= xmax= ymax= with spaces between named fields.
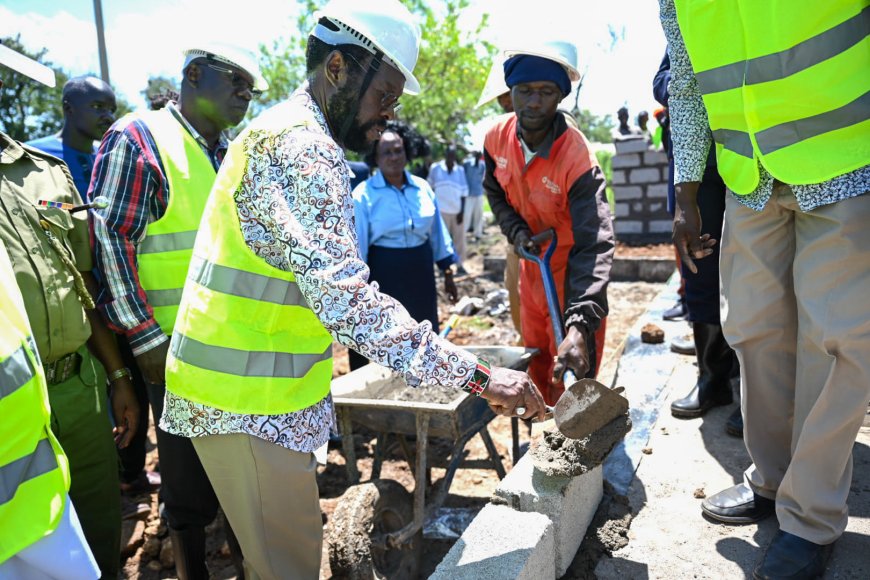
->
xmin=612 ymin=154 xmax=640 ymax=169
xmin=615 ymin=203 xmax=630 ymax=218
xmin=612 ymin=170 xmax=627 ymax=185
xmin=629 ymin=168 xmax=661 ymax=184
xmin=494 ymin=457 xmax=604 ymax=577
xmin=613 ymin=185 xmax=643 ymax=200
xmin=614 ymin=137 xmax=649 ymax=154
xmin=430 ymin=504 xmax=555 ymax=580
xmin=649 ymin=220 xmax=674 ymax=233
xmin=647 ymin=183 xmax=669 ymax=199
xmin=644 ymin=150 xmax=669 ymax=166
xmin=632 ymin=202 xmax=643 ymax=212
xmin=615 ymin=220 xmax=643 ymax=235
xmin=649 ymin=202 xmax=663 ymax=213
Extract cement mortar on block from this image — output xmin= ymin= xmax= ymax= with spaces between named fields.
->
xmin=612 ymin=170 xmax=627 ymax=185
xmin=494 ymin=456 xmax=604 ymax=577
xmin=612 ymin=154 xmax=640 ymax=169
xmin=629 ymin=168 xmax=661 ymax=184
xmin=430 ymin=504 xmax=555 ymax=580
xmin=613 ymin=138 xmax=648 ymax=154
xmin=646 ymin=183 xmax=669 ymax=199
xmin=615 ymin=203 xmax=630 ymax=218
xmin=613 ymin=185 xmax=643 ymax=200
xmin=643 ymin=150 xmax=668 ymax=165
xmin=615 ymin=220 xmax=643 ymax=234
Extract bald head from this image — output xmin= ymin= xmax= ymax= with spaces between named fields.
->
xmin=62 ymin=75 xmax=117 ymax=146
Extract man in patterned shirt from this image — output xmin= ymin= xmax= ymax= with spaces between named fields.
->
xmin=89 ymin=41 xmax=261 ymax=577
xmin=661 ymin=1 xmax=869 ymax=577
xmin=161 ymin=0 xmax=547 ymax=577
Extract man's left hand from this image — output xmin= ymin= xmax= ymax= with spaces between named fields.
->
xmin=444 ymin=273 xmax=458 ymax=303
xmin=552 ymin=326 xmax=590 ymax=384
xmin=110 ymin=378 xmax=140 ymax=448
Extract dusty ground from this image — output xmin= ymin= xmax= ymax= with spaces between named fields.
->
xmin=118 ymin=222 xmax=666 ymax=579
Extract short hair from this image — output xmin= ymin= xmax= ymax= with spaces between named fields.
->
xmin=364 ymin=120 xmax=428 ymax=167
xmin=306 ymin=34 xmax=373 ymax=76
xmin=62 ymin=75 xmax=106 ymax=103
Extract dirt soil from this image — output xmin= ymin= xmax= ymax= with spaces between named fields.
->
xmin=614 ymin=242 xmax=674 ymax=259
xmin=119 ymin=222 xmax=664 ymax=579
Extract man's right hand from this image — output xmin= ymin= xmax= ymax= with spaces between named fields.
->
xmin=513 ymin=229 xmax=541 ymax=256
xmin=481 ymin=366 xmax=547 ymax=421
xmin=673 ymin=181 xmax=716 ymax=274
xmin=135 ymin=340 xmax=170 ymax=385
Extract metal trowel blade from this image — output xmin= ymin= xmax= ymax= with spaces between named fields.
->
xmin=553 ymin=378 xmax=629 ymax=440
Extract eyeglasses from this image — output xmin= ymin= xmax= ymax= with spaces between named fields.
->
xmin=342 ymin=52 xmax=402 ymax=114
xmin=204 ymin=61 xmax=263 ymax=98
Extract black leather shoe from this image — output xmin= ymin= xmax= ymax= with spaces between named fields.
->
xmin=663 ymin=298 xmax=687 ymax=321
xmin=753 ymin=530 xmax=834 ymax=579
xmin=670 ymin=333 xmax=696 ymax=355
xmin=726 ymin=406 xmax=743 ymax=437
xmin=671 ymin=384 xmax=733 ymax=417
xmin=701 ymin=483 xmax=775 ymax=524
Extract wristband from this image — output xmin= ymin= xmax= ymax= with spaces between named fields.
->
xmin=108 ymin=367 xmax=132 ymax=384
xmin=462 ymin=357 xmax=491 ymax=396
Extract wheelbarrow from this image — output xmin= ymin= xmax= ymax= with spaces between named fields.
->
xmin=327 ymin=345 xmax=537 ymax=579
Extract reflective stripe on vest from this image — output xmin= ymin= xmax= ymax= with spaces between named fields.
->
xmin=165 ymin=100 xmax=333 ymax=415
xmin=135 ymin=109 xmax=216 ymax=335
xmin=0 ymin=244 xmax=69 ymax=563
xmin=675 ymin=1 xmax=870 ymax=194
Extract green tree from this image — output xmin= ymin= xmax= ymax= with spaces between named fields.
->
xmin=142 ymin=76 xmax=178 ymax=110
xmin=256 ymin=0 xmax=494 ymax=151
xmin=0 ymin=36 xmax=68 ymax=141
xmin=572 ymin=107 xmax=616 ymax=144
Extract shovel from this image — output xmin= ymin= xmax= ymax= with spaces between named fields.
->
xmin=516 ymin=228 xmax=629 ymax=440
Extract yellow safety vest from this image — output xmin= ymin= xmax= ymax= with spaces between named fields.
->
xmin=674 ymin=0 xmax=870 ymax=194
xmin=0 ymin=243 xmax=69 ymax=564
xmin=136 ymin=109 xmax=216 ymax=335
xmin=165 ymin=101 xmax=333 ymax=415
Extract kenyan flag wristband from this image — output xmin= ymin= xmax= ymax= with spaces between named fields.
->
xmin=463 ymin=357 xmax=491 ymax=396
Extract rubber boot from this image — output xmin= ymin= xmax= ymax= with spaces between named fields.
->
xmin=169 ymin=526 xmax=209 ymax=580
xmin=671 ymin=322 xmax=735 ymax=418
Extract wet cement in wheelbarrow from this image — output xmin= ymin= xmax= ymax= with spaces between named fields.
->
xmin=530 ymin=413 xmax=632 ymax=477
xmin=364 ymin=375 xmax=462 ymax=405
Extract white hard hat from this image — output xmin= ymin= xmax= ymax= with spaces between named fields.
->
xmin=504 ymin=40 xmax=581 ymax=82
xmin=183 ymin=41 xmax=268 ymax=92
xmin=0 ymin=43 xmax=55 ymax=87
xmin=311 ymin=0 xmax=422 ymax=95
xmin=475 ymin=56 xmax=509 ymax=109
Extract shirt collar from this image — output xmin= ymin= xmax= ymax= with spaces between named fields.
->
xmin=514 ymin=113 xmax=561 ymax=160
xmin=165 ymin=101 xmax=229 ymax=153
xmin=371 ymin=169 xmax=416 ymax=190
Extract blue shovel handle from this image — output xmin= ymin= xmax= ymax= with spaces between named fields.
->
xmin=517 ymin=228 xmax=577 ymax=385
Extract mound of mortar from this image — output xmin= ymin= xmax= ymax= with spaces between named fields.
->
xmin=360 ymin=374 xmax=462 ymax=405
xmin=530 ymin=414 xmax=632 ymax=477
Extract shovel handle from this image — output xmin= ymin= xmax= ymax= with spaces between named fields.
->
xmin=518 ymin=228 xmax=567 ymax=345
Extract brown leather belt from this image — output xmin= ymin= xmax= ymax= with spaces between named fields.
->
xmin=44 ymin=351 xmax=82 ymax=385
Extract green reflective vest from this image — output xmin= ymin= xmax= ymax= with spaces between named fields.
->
xmin=136 ymin=109 xmax=216 ymax=335
xmin=674 ymin=0 xmax=870 ymax=194
xmin=0 ymin=242 xmax=69 ymax=564
xmin=165 ymin=101 xmax=333 ymax=415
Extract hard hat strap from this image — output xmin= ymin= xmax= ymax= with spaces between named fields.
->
xmin=337 ymin=49 xmax=384 ymax=146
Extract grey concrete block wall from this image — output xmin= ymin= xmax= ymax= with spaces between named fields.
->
xmin=612 ymin=136 xmax=672 ymax=242
xmin=430 ymin=504 xmax=556 ymax=580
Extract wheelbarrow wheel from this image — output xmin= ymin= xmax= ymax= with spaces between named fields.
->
xmin=327 ymin=479 xmax=420 ymax=580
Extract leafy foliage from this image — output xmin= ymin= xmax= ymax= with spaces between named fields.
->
xmin=0 ymin=36 xmax=68 ymax=141
xmin=256 ymin=0 xmax=494 ymax=155
xmin=572 ymin=107 xmax=616 ymax=144
xmin=141 ymin=76 xmax=178 ymax=110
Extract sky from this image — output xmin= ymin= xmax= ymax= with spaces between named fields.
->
xmin=0 ymin=0 xmax=666 ymax=127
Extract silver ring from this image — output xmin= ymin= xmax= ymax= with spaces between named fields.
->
xmin=515 ymin=406 xmax=526 ymax=415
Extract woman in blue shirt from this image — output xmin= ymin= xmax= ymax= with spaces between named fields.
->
xmin=350 ymin=122 xmax=458 ymax=370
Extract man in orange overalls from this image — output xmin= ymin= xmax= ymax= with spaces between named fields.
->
xmin=483 ymin=41 xmax=614 ymax=405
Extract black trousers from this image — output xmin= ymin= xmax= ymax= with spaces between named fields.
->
xmin=148 ymin=381 xmax=220 ymax=530
xmin=116 ymin=338 xmax=150 ymax=484
xmin=682 ymin=165 xmax=727 ymax=325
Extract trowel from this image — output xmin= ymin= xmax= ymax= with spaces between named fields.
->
xmin=516 ymin=229 xmax=629 ymax=440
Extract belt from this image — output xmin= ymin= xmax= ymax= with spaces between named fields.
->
xmin=44 ymin=352 xmax=82 ymax=386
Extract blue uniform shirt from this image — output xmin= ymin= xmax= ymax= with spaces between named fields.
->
xmin=352 ymin=170 xmax=456 ymax=269
xmin=26 ymin=136 xmax=96 ymax=200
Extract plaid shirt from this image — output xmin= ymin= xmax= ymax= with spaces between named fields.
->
xmin=89 ymin=103 xmax=227 ymax=356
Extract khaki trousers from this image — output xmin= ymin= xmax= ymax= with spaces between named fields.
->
xmin=442 ymin=211 xmax=466 ymax=263
xmin=720 ymin=185 xmax=870 ymax=545
xmin=192 ymin=434 xmax=322 ymax=580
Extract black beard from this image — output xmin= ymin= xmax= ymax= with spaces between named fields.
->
xmin=328 ymin=83 xmax=386 ymax=154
